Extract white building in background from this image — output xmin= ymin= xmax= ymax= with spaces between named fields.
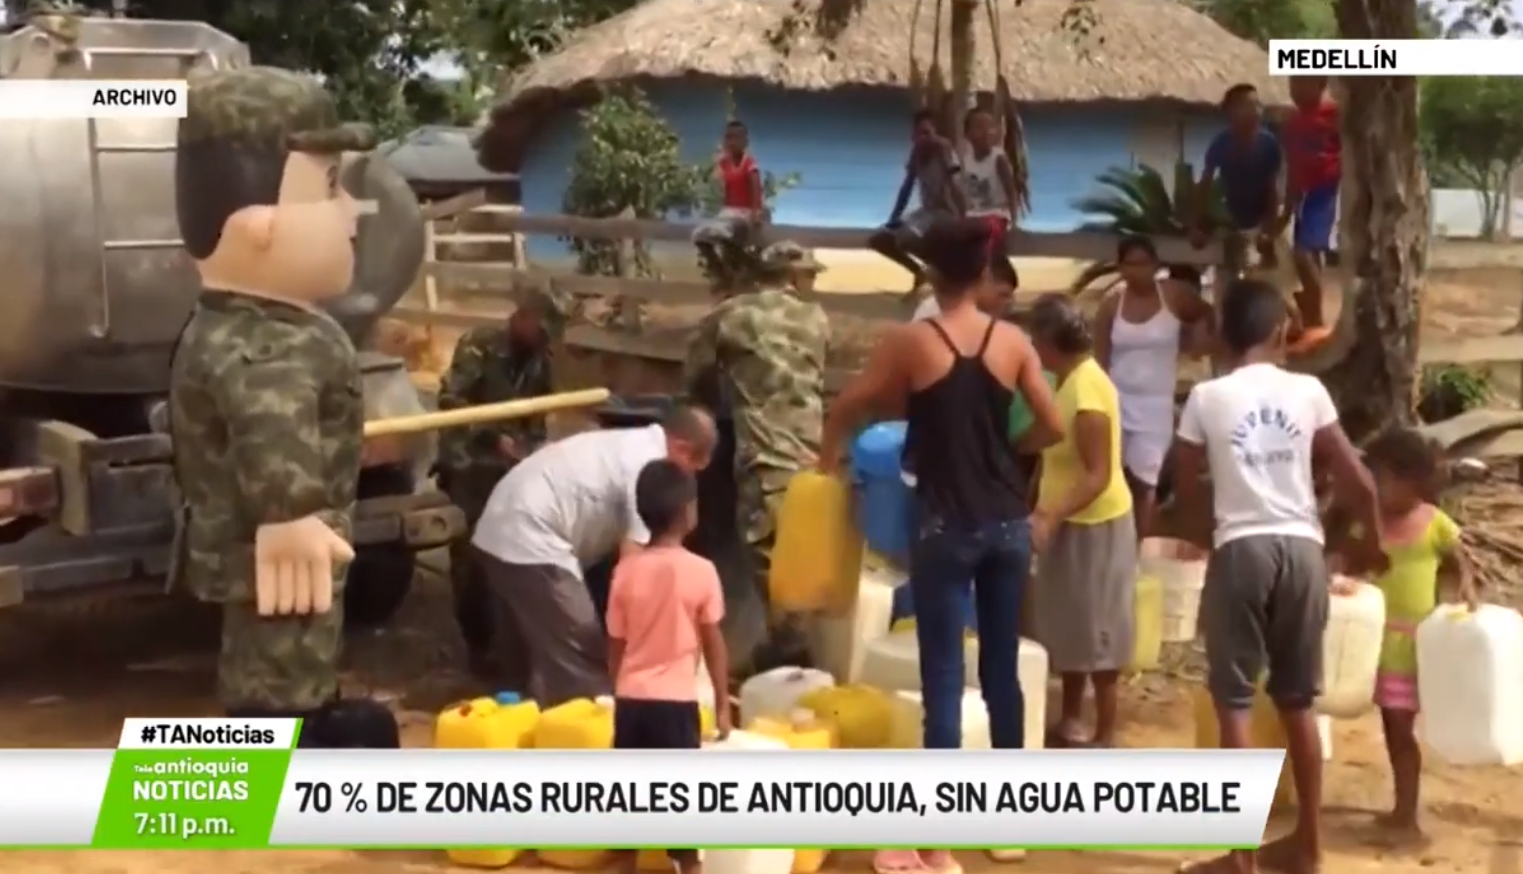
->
xmin=1431 ymin=187 xmax=1523 ymax=240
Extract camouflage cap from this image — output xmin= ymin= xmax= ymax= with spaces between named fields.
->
xmin=759 ymin=240 xmax=826 ymax=273
xmin=180 ymin=67 xmax=376 ymax=154
xmin=516 ymin=283 xmax=577 ymax=338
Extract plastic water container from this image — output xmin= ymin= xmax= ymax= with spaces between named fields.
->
xmin=888 ymin=689 xmax=992 ymax=749
xmin=534 ymin=697 xmax=617 ymax=870
xmin=860 ymin=631 xmax=1049 ymax=749
xmin=1191 ymin=684 xmax=1295 ymax=810
xmin=797 ymin=684 xmax=896 ymax=749
xmin=1139 ymin=538 xmax=1208 ymax=642
xmin=811 ymin=562 xmax=899 ymax=683
xmin=860 ymin=630 xmax=973 ymax=692
xmin=1316 ymin=579 xmax=1385 ymax=718
xmin=851 ymin=422 xmax=914 ymax=564
xmin=1417 ymin=603 xmax=1523 ymax=765
xmin=1129 ymin=573 xmax=1164 ymax=672
xmin=711 ymin=728 xmax=825 ymax=874
xmin=770 ymin=472 xmax=862 ymax=616
xmin=435 ymin=696 xmax=541 ymax=868
xmin=739 ymin=667 xmax=836 ymax=727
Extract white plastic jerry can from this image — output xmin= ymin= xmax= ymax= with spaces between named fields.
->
xmin=1417 ymin=603 xmax=1523 ymax=765
xmin=738 ymin=667 xmax=835 ymax=728
xmin=810 ymin=565 xmax=898 ymax=683
xmin=1315 ymin=579 xmax=1384 ymax=719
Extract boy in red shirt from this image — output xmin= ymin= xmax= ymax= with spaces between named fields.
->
xmin=607 ymin=459 xmax=732 ymax=874
xmin=693 ymin=120 xmax=765 ymax=283
xmin=1274 ymin=76 xmax=1341 ymax=343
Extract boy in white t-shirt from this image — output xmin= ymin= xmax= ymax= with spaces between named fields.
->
xmin=1170 ymin=277 xmax=1381 ymax=874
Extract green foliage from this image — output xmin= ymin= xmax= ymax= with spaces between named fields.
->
xmin=1418 ymin=365 xmax=1491 ymax=423
xmin=1191 ymin=0 xmax=1335 ymax=45
xmin=1074 ymin=164 xmax=1226 ymax=236
xmin=1420 ymin=76 xmax=1523 ymax=237
xmin=1067 ymin=164 xmax=1225 ymax=295
xmin=765 ymin=0 xmax=1102 ymax=58
xmin=560 ymin=87 xmax=802 ymax=284
xmin=561 ymin=89 xmax=707 ymax=277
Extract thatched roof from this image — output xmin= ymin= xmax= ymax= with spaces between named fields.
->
xmin=477 ymin=0 xmax=1286 ymax=170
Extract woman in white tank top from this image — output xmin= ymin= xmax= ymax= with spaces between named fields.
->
xmin=1093 ymin=237 xmax=1214 ymax=535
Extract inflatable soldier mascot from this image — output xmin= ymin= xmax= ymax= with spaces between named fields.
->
xmin=167 ymin=67 xmax=399 ymax=747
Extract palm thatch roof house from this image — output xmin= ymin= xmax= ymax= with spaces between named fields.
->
xmin=477 ymin=0 xmax=1284 ymax=256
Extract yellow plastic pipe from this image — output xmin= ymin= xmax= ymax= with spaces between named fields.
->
xmin=362 ymin=388 xmax=612 ymax=438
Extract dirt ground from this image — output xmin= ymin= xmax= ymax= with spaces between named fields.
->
xmin=4 ymin=247 xmax=1523 ymax=872
xmin=3 ymin=572 xmax=1520 ymax=874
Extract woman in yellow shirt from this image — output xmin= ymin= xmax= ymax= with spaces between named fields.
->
xmin=1026 ymin=294 xmax=1137 ymax=748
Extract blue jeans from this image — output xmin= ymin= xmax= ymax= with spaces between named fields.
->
xmin=908 ymin=516 xmax=1032 ymax=749
xmin=890 ymin=574 xmax=977 ymax=633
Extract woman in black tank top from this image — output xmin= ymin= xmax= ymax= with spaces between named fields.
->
xmin=821 ymin=221 xmax=1062 ymax=866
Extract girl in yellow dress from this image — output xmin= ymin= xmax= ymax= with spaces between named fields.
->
xmin=1335 ymin=428 xmax=1474 ymax=841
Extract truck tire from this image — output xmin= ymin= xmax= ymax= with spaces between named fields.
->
xmin=345 ymin=463 xmax=416 ymax=630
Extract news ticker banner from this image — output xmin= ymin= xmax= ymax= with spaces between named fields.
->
xmin=0 ymin=718 xmax=1284 ymax=850
xmin=1269 ymin=39 xmax=1523 ymax=77
xmin=0 ymin=80 xmax=188 ymax=119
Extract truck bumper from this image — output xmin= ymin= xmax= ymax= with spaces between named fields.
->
xmin=0 ymin=491 xmax=464 ymax=608
xmin=352 ymin=490 xmax=463 ymax=551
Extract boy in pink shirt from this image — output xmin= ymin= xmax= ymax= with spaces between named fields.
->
xmin=607 ymin=459 xmax=732 ymax=874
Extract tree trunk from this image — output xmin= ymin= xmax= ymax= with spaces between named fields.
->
xmin=947 ymin=0 xmax=976 ymax=142
xmin=1324 ymin=0 xmax=1429 ymax=442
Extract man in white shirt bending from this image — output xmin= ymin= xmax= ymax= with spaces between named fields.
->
xmin=471 ymin=405 xmax=717 ymax=707
xmin=1170 ymin=277 xmax=1379 ymax=874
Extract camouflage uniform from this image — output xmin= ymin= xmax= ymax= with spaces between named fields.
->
xmin=169 ymin=67 xmax=373 ymax=717
xmin=436 ymin=292 xmax=563 ymax=662
xmin=683 ymin=241 xmax=831 ymax=660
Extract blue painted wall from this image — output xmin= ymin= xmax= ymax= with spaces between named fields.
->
xmin=518 ymin=80 xmax=1223 ymax=259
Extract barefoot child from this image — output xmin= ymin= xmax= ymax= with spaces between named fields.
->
xmin=1171 ymin=277 xmax=1381 ymax=874
xmin=1273 ymin=76 xmax=1340 ymax=346
xmin=692 ymin=120 xmax=764 ymax=280
xmin=869 ymin=109 xmax=966 ymax=291
xmin=1332 ymin=428 xmax=1475 ymax=842
xmin=608 ymin=459 xmax=733 ymax=874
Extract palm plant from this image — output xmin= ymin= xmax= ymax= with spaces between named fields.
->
xmin=1067 ymin=162 xmax=1228 ymax=298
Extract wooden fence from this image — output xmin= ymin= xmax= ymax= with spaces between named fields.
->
xmin=390 ymin=204 xmax=1523 ymax=463
xmin=389 ymin=209 xmax=1228 ymax=330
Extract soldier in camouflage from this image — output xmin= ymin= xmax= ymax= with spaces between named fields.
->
xmin=168 ymin=66 xmax=397 ymax=747
xmin=683 ymin=240 xmax=831 ymax=671
xmin=435 ymin=287 xmax=566 ymax=677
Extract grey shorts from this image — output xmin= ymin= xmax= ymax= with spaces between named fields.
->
xmin=1200 ymin=534 xmax=1329 ymax=710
